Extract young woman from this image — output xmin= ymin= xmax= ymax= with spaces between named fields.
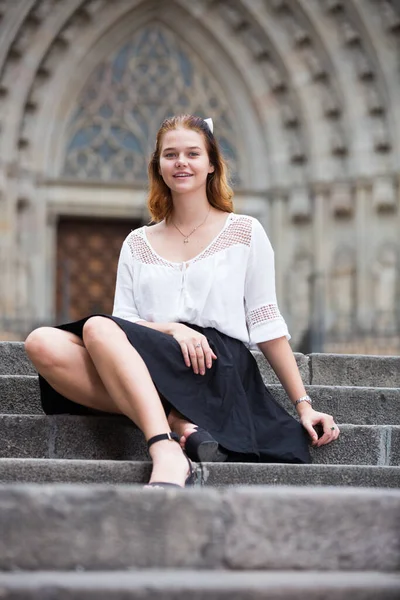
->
xmin=25 ymin=114 xmax=339 ymax=488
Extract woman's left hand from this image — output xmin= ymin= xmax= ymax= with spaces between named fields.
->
xmin=298 ymin=406 xmax=340 ymax=447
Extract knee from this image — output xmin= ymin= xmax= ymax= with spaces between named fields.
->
xmin=82 ymin=316 xmax=117 ymax=347
xmin=25 ymin=327 xmax=60 ymax=371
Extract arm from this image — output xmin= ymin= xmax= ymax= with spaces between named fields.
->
xmin=136 ymin=320 xmax=176 ymax=334
xmin=257 ymin=336 xmax=308 ymax=407
xmin=258 ymin=335 xmax=339 ymax=448
xmin=245 ymin=220 xmax=339 ymax=447
xmin=112 ymin=240 xmax=143 ymax=324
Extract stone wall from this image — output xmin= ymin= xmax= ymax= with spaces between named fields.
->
xmin=0 ymin=0 xmax=399 ymax=353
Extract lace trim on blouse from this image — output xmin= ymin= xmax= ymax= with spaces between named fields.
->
xmin=127 ymin=215 xmax=252 ymax=266
xmin=127 ymin=228 xmax=173 ymax=268
xmin=247 ymin=304 xmax=282 ymax=328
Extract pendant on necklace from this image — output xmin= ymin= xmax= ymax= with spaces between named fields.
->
xmin=184 ymin=239 xmax=189 ymax=244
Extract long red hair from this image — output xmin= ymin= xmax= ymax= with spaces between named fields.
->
xmin=147 ymin=114 xmax=234 ymax=223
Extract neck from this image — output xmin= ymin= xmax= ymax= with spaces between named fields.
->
xmin=170 ymin=191 xmax=212 ymax=227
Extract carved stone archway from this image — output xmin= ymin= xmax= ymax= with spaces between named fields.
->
xmin=0 ymin=0 xmax=399 ymax=352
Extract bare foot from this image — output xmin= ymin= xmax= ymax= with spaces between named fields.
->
xmin=146 ymin=439 xmax=191 ymax=487
xmin=168 ymin=409 xmax=197 ymax=449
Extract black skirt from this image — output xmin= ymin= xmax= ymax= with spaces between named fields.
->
xmin=39 ymin=315 xmax=311 ymax=464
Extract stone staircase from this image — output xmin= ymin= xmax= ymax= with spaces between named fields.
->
xmin=0 ymin=341 xmax=399 ymax=598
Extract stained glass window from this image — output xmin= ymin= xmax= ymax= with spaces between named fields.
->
xmin=63 ymin=24 xmax=240 ymax=183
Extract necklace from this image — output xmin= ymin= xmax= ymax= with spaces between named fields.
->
xmin=172 ymin=207 xmax=211 ymax=243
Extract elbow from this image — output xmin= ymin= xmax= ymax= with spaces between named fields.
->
xmin=258 ymin=335 xmax=287 ymax=347
xmin=257 ymin=336 xmax=290 ymax=354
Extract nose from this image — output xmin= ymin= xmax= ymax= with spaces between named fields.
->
xmin=175 ymin=154 xmax=188 ymax=167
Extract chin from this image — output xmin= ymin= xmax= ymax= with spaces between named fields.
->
xmin=170 ymin=181 xmax=196 ymax=191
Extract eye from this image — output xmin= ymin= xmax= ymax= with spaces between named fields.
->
xmin=189 ymin=152 xmax=200 ymax=157
xmin=164 ymin=153 xmax=175 ymax=158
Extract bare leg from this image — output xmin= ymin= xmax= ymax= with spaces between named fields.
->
xmin=25 ymin=327 xmax=122 ymax=414
xmin=25 ymin=319 xmax=190 ymax=486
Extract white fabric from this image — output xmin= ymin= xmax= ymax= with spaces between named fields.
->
xmin=112 ymin=213 xmax=290 ymax=350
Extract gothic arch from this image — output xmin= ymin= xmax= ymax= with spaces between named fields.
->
xmin=7 ymin=0 xmax=273 ymax=190
xmin=298 ymin=0 xmax=398 ymax=174
xmin=48 ymin=22 xmax=244 ymax=185
xmin=0 ymin=0 xmax=398 ymax=185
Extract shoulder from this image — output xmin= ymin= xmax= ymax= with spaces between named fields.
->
xmin=143 ymin=221 xmax=165 ymax=235
xmin=216 ymin=213 xmax=259 ymax=249
xmin=227 ymin=212 xmax=253 ymax=229
xmin=228 ymin=213 xmax=265 ymax=240
xmin=124 ymin=226 xmax=145 ymax=243
xmin=120 ymin=226 xmax=146 ymax=259
xmin=229 ymin=213 xmax=260 ymax=228
xmin=231 ymin=214 xmax=273 ymax=252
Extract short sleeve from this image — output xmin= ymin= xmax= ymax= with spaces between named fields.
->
xmin=112 ymin=239 xmax=142 ymax=323
xmin=244 ymin=218 xmax=291 ymax=345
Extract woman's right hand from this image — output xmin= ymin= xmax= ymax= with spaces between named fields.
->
xmin=169 ymin=323 xmax=217 ymax=375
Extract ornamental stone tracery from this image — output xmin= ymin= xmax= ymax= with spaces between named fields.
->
xmin=264 ymin=0 xmax=349 ymax=173
xmin=320 ymin=0 xmax=392 ymax=158
xmin=217 ymin=0 xmax=309 ymax=177
xmin=62 ymin=23 xmax=240 ymax=183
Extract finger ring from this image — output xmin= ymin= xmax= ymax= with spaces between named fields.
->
xmin=330 ymin=426 xmax=335 ymax=431
xmin=195 ymin=343 xmax=201 ymax=348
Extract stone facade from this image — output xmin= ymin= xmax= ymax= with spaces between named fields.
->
xmin=0 ymin=0 xmax=399 ymax=353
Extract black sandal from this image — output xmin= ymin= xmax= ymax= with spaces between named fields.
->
xmin=144 ymin=432 xmax=196 ymax=489
xmin=185 ymin=426 xmax=228 ymax=463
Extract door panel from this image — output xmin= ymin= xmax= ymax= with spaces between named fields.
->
xmin=56 ymin=217 xmax=141 ymax=322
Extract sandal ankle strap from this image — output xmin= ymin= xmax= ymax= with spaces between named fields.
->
xmin=147 ymin=432 xmax=180 ymax=449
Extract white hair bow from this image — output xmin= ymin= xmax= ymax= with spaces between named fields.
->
xmin=204 ymin=118 xmax=214 ymax=133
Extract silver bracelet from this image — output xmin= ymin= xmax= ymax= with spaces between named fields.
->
xmin=294 ymin=394 xmax=312 ymax=407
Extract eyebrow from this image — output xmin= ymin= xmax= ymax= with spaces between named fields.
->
xmin=162 ymin=146 xmax=202 ymax=152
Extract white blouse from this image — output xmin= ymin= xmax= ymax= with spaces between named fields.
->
xmin=112 ymin=212 xmax=291 ymax=350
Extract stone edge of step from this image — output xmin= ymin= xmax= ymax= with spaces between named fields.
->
xmin=3 ymin=373 xmax=400 ymax=392
xmin=0 ymin=570 xmax=399 ymax=593
xmin=1 ymin=377 xmax=400 ymax=427
xmin=1 ymin=342 xmax=400 ymax=388
xmin=1 ymin=481 xmax=400 ymax=496
xmin=0 ymin=416 xmax=398 ymax=466
xmin=0 ymin=485 xmax=399 ymax=571
xmin=0 ymin=458 xmax=399 ymax=488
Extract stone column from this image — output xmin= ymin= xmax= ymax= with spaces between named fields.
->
xmin=355 ymin=181 xmax=370 ymax=329
xmin=33 ymin=185 xmax=51 ymax=323
xmin=45 ymin=210 xmax=59 ymax=323
xmin=0 ymin=165 xmax=8 ymax=318
xmin=269 ymin=189 xmax=286 ymax=307
xmin=311 ymin=185 xmax=329 ymax=352
xmin=1 ymin=165 xmax=18 ymax=318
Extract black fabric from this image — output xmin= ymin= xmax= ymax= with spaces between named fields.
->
xmin=38 ymin=314 xmax=311 ymax=464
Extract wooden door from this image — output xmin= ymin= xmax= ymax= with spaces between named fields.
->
xmin=56 ymin=216 xmax=141 ymax=322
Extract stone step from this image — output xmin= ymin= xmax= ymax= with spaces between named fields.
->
xmin=0 ymin=342 xmax=35 ymax=376
xmin=0 ymin=458 xmax=399 ymax=488
xmin=0 ymin=570 xmax=399 ymax=599
xmin=2 ymin=375 xmax=400 ymax=425
xmin=304 ymin=352 xmax=400 ymax=388
xmin=0 ymin=485 xmax=399 ymax=571
xmin=1 ymin=342 xmax=400 ymax=388
xmin=0 ymin=415 xmax=398 ymax=465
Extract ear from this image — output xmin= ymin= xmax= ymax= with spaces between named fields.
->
xmin=208 ymin=163 xmax=215 ymax=174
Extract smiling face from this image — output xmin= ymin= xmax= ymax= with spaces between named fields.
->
xmin=159 ymin=127 xmax=215 ymax=196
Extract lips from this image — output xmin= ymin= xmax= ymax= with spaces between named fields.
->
xmin=173 ymin=173 xmax=193 ymax=178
